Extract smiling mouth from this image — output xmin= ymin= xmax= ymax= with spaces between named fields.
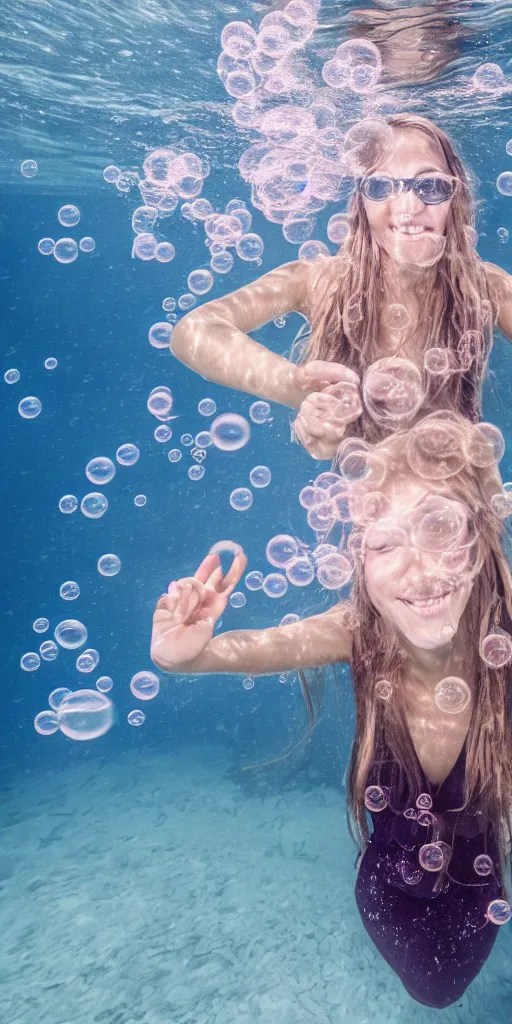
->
xmin=398 ymin=588 xmax=457 ymax=615
xmin=390 ymin=225 xmax=432 ymax=237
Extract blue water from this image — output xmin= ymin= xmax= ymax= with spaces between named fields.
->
xmin=2 ymin=2 xmax=512 ymax=1021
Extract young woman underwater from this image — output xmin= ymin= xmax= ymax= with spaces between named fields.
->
xmin=170 ymin=113 xmax=512 ymax=457
xmin=151 ymin=412 xmax=512 ymax=1008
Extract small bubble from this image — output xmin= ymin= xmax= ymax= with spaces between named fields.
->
xmin=364 ymin=785 xmax=388 ymax=812
xmin=96 ymin=676 xmax=113 ymax=693
xmin=18 ymin=396 xmax=42 ymax=419
xmin=59 ymin=494 xmax=78 ymax=514
xmin=21 ymin=652 xmax=41 ymax=672
xmin=416 ymin=793 xmax=433 ymax=811
xmin=53 ymin=238 xmax=79 ymax=264
xmin=97 ymin=554 xmax=121 ymax=577
xmin=375 ymin=679 xmax=392 ymax=699
xmin=4 ymin=368 xmax=20 ymax=384
xmin=128 ymin=709 xmax=146 ymax=727
xmin=44 ymin=357 xmax=58 ymax=370
xmin=34 ymin=710 xmax=59 ymax=735
xmin=40 ymin=640 xmax=58 ymax=661
xmin=116 ymin=443 xmax=140 ymax=466
xmin=130 ymin=671 xmax=160 ymax=701
xmin=33 ymin=617 xmax=49 ymax=633
xmin=419 ymin=843 xmax=445 ymax=872
xmin=474 ymin=854 xmax=493 ymax=877
xmin=198 ymin=398 xmax=217 ymax=416
xmin=21 ymin=159 xmax=38 ymax=178
xmin=134 ymin=494 xmax=147 ymax=506
xmin=58 ymin=204 xmax=80 ymax=227
xmin=60 ymin=580 xmax=80 ymax=601
xmin=434 ymin=677 xmax=471 ymax=714
xmin=487 ymin=899 xmax=511 ymax=926
xmin=38 ymin=238 xmax=55 ymax=255
xmin=80 ymin=237 xmax=96 ymax=253
xmin=81 ymin=492 xmax=108 ymax=519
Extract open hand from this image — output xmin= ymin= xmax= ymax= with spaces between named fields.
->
xmin=151 ymin=550 xmax=248 ymax=671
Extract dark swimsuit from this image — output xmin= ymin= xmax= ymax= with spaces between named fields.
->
xmin=355 ymin=742 xmax=504 ymax=1008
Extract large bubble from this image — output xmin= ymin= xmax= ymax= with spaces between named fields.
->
xmin=130 ymin=671 xmax=160 ymax=700
xmin=18 ymin=396 xmax=42 ymax=419
xmin=53 ymin=238 xmax=79 ymax=264
xmin=405 ymin=413 xmax=466 ymax=479
xmin=363 ymin=358 xmax=423 ymax=425
xmin=85 ymin=457 xmax=116 ymax=485
xmin=434 ymin=676 xmax=471 ymax=714
xmin=58 ymin=204 xmax=80 ymax=227
xmin=81 ymin=493 xmax=108 ymax=518
xmin=210 ymin=413 xmax=251 ymax=451
xmin=465 ymin=423 xmax=505 ymax=468
xmin=54 ymin=619 xmax=88 ymax=649
xmin=57 ymin=689 xmax=114 ymax=741
xmin=480 ymin=630 xmax=512 ymax=668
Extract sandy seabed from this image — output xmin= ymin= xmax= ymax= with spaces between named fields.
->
xmin=1 ymin=743 xmax=510 ymax=1024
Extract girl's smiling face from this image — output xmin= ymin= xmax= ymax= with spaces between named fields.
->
xmin=363 ymin=475 xmax=477 ymax=651
xmin=361 ymin=128 xmax=455 ymax=266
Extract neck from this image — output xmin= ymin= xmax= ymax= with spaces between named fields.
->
xmin=381 ymin=250 xmax=428 ymax=301
xmin=399 ymin=631 xmax=464 ymax=691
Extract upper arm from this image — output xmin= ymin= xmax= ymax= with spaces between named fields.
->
xmin=485 ymin=262 xmax=512 ymax=341
xmin=271 ymin=601 xmax=353 ymax=671
xmin=176 ymin=259 xmax=314 ymax=337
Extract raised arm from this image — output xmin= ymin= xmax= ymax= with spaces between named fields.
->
xmin=485 ymin=262 xmax=512 ymax=341
xmin=152 ymin=596 xmax=352 ymax=677
xmin=170 ymin=259 xmax=315 ymax=408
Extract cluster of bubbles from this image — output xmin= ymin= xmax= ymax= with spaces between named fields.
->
xmin=103 ymin=147 xmax=265 ymax=333
xmin=5 ymin=360 xmax=58 ymax=422
xmin=364 ymin=778 xmax=511 ymax=922
xmin=217 ymin=6 xmax=391 ymax=249
xmin=215 ymin=9 xmax=511 ymax=253
xmin=203 ymin=409 xmax=512 ymax=605
xmin=37 ymin=205 xmax=95 ymax=263
xmin=356 ymin=336 xmax=499 ymax=427
xmin=25 ymin=607 xmax=161 ymax=738
xmin=146 ymin=393 xmax=272 ymax=486
xmin=57 ymin=446 xmax=140 ymax=520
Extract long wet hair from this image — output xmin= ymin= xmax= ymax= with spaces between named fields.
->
xmin=292 ymin=114 xmax=499 ymax=442
xmin=342 ymin=424 xmax=512 ymax=880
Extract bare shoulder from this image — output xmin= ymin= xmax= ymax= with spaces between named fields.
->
xmin=483 ymin=260 xmax=511 ymax=294
xmin=483 ymin=261 xmax=512 ymax=340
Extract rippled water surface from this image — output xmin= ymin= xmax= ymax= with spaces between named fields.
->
xmin=2 ymin=0 xmax=511 ymax=187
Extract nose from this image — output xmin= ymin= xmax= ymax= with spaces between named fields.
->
xmin=392 ymin=187 xmax=424 ymax=217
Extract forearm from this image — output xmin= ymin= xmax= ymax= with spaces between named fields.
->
xmin=158 ymin=606 xmax=352 ymax=677
xmin=170 ymin=314 xmax=308 ymax=409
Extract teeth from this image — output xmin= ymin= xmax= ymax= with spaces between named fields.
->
xmin=392 ymin=226 xmax=426 ymax=235
xmin=403 ymin=592 xmax=451 ymax=608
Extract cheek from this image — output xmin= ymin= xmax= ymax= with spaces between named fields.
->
xmin=362 ymin=200 xmax=389 ymax=235
xmin=365 ymin=556 xmax=397 ymax=610
xmin=431 ymin=203 xmax=450 ymax=234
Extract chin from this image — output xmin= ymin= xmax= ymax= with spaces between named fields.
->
xmin=391 ymin=593 xmax=468 ymax=650
xmin=404 ymin=624 xmax=458 ymax=650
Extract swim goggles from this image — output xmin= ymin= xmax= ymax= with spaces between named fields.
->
xmin=358 ymin=173 xmax=457 ymax=205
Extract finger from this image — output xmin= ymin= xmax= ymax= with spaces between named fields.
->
xmin=220 ymin=551 xmax=248 ymax=593
xmin=193 ymin=553 xmax=221 ymax=583
xmin=302 ymin=361 xmax=360 ymax=386
xmin=206 ymin=564 xmax=225 ymax=589
xmin=292 ymin=414 xmax=308 ymax=446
